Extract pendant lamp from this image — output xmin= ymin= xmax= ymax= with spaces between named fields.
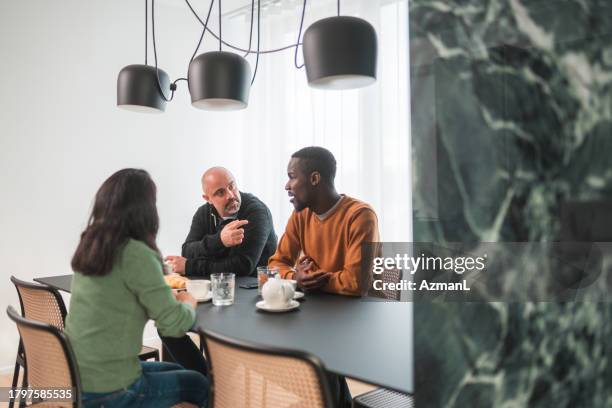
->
xmin=188 ymin=0 xmax=251 ymax=110
xmin=188 ymin=51 xmax=251 ymax=110
xmin=116 ymin=0 xmax=378 ymax=113
xmin=117 ymin=64 xmax=170 ymax=113
xmin=117 ymin=0 xmax=170 ymax=113
xmin=302 ymin=16 xmax=377 ymax=90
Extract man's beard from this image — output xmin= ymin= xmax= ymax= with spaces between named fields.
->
xmin=225 ymin=199 xmax=241 ymax=214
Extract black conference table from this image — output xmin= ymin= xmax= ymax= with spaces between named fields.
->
xmin=35 ymin=274 xmax=413 ymax=394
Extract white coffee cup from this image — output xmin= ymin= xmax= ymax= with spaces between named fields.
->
xmin=262 ymin=276 xmax=295 ymax=308
xmin=163 ymin=261 xmax=174 ymax=274
xmin=285 ymin=279 xmax=297 ymax=291
xmin=186 ymin=279 xmax=210 ymax=300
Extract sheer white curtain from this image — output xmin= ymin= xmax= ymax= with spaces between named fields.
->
xmin=193 ymin=0 xmax=410 ymax=241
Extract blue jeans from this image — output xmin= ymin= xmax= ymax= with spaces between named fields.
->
xmin=81 ymin=362 xmax=209 ymax=408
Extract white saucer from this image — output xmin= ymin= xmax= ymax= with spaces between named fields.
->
xmin=196 ymin=293 xmax=213 ymax=303
xmin=173 ymin=289 xmax=212 ymax=303
xmin=256 ymin=300 xmax=300 ymax=312
xmin=293 ymin=291 xmax=304 ymax=300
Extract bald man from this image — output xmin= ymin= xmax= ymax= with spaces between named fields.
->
xmin=165 ymin=167 xmax=277 ymax=277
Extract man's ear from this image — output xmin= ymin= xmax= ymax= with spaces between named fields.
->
xmin=203 ymin=194 xmax=210 ymax=203
xmin=310 ymin=171 xmax=320 ymax=186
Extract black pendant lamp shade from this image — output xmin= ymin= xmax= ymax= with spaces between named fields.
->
xmin=117 ymin=64 xmax=170 ymax=113
xmin=303 ymin=16 xmax=377 ymax=90
xmin=188 ymin=51 xmax=251 ymax=111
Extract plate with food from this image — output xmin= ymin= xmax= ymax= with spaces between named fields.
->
xmin=164 ymin=273 xmax=188 ymax=289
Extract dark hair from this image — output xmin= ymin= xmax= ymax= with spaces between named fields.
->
xmin=71 ymin=168 xmax=160 ymax=276
xmin=291 ymin=146 xmax=337 ymax=185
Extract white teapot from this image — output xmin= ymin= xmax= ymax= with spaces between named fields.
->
xmin=262 ymin=275 xmax=295 ymax=308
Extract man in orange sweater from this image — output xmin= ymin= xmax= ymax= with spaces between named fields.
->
xmin=269 ymin=146 xmax=380 ymax=296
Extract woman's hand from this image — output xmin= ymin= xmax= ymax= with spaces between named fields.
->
xmin=175 ymin=291 xmax=197 ymax=309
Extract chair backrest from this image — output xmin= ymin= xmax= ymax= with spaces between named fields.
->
xmin=368 ymin=268 xmax=403 ymax=301
xmin=202 ymin=329 xmax=334 ymax=408
xmin=7 ymin=305 xmax=81 ymax=407
xmin=11 ymin=276 xmax=67 ymax=329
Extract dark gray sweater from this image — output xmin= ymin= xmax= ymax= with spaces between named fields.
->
xmin=181 ymin=192 xmax=277 ymax=277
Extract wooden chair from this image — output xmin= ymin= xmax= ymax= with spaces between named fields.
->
xmin=7 ymin=306 xmax=199 ymax=408
xmin=353 ymin=388 xmax=414 ymax=408
xmin=360 ymin=270 xmax=414 ymax=407
xmin=368 ymin=268 xmax=403 ymax=301
xmin=9 ymin=276 xmax=159 ymax=407
xmin=201 ymin=328 xmax=334 ymax=408
xmin=7 ymin=305 xmax=82 ymax=407
xmin=10 ymin=276 xmax=68 ymax=408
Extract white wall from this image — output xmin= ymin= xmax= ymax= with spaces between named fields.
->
xmin=0 ymin=0 xmax=239 ymax=370
xmin=0 ymin=0 xmax=411 ymax=370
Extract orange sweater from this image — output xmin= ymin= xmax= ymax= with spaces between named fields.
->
xmin=268 ymin=195 xmax=379 ymax=296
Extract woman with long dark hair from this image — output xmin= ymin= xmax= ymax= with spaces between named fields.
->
xmin=65 ymin=169 xmax=208 ymax=408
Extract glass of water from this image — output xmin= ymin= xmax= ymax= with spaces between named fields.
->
xmin=211 ymin=273 xmax=235 ymax=306
xmin=257 ymin=267 xmax=279 ymax=295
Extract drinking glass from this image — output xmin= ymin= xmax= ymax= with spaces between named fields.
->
xmin=257 ymin=267 xmax=279 ymax=295
xmin=211 ymin=273 xmax=235 ymax=306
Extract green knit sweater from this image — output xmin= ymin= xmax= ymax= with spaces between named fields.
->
xmin=65 ymin=239 xmax=195 ymax=393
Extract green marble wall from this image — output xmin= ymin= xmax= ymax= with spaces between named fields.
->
xmin=410 ymin=0 xmax=612 ymax=406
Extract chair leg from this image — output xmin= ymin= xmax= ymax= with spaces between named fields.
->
xmin=10 ymin=341 xmax=25 ymax=408
xmin=18 ymin=360 xmax=27 ymax=408
xmin=8 ymin=359 xmax=20 ymax=408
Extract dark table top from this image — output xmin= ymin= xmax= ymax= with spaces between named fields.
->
xmin=35 ymin=274 xmax=413 ymax=394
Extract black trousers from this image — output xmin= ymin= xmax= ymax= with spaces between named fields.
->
xmin=159 ymin=333 xmax=352 ymax=407
xmin=159 ymin=333 xmax=208 ymax=375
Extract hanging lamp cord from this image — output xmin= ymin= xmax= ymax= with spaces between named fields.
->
xmin=242 ymin=0 xmax=255 ymax=58
xmin=190 ymin=0 xmax=215 ymax=62
xmin=184 ymin=0 xmax=302 ymax=55
xmin=150 ymin=0 xmax=313 ymax=101
xmin=293 ymin=0 xmax=307 ymax=69
xmin=250 ymin=0 xmax=260 ymax=85
xmin=144 ymin=0 xmax=148 ymax=65
xmin=152 ymin=0 xmax=186 ymax=101
xmin=218 ymin=0 xmax=222 ymax=51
